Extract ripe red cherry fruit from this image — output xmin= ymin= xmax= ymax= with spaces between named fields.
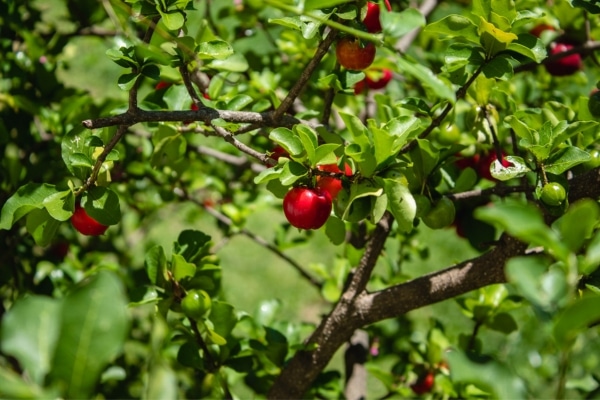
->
xmin=316 ymin=163 xmax=352 ymax=199
xmin=355 ymin=68 xmax=393 ymax=93
xmin=529 ymin=23 xmax=554 ymax=38
xmin=410 ymin=371 xmax=435 ymax=395
xmin=363 ymin=1 xmax=392 ymax=33
xmin=336 ymin=37 xmax=376 ymax=71
xmin=545 ymin=41 xmax=582 ymax=76
xmin=283 ymin=187 xmax=332 ymax=230
xmin=71 ymin=203 xmax=108 ymax=236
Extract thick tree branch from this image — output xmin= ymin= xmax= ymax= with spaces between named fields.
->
xmin=82 ymin=108 xmax=312 ymax=130
xmin=357 ymin=234 xmax=528 ymax=325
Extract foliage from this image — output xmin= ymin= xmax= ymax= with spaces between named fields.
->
xmin=2 ymin=0 xmax=600 ymax=398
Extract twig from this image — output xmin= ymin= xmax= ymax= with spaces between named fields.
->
xmin=272 ymin=28 xmax=338 ymax=121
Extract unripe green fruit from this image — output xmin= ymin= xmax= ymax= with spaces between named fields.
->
xmin=540 ymin=182 xmax=566 ymax=206
xmin=181 ymin=289 xmax=212 ymax=319
xmin=583 ymin=149 xmax=600 ymax=170
xmin=413 ymin=194 xmax=432 ymax=218
xmin=422 ymin=197 xmax=455 ymax=229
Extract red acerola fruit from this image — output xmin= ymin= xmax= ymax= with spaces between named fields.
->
xmin=455 ymin=153 xmax=480 ymax=170
xmin=363 ymin=1 xmax=392 ymax=33
xmin=336 ymin=37 xmax=376 ymax=71
xmin=283 ymin=187 xmax=332 ymax=230
xmin=155 ymin=81 xmax=171 ymax=90
xmin=545 ymin=41 xmax=582 ymax=77
xmin=71 ymin=204 xmax=109 ymax=236
xmin=316 ymin=162 xmax=352 ymax=200
xmin=410 ymin=371 xmax=435 ymax=395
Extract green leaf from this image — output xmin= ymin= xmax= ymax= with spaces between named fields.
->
xmin=338 ymin=180 xmax=383 ymax=221
xmin=572 ymin=0 xmax=600 ymax=13
xmin=553 ymin=199 xmax=600 ymax=253
xmin=506 ymin=256 xmax=569 ymax=311
xmin=48 ymin=270 xmax=129 ymax=399
xmin=381 ymin=8 xmax=426 ymax=38
xmin=208 ymin=53 xmax=249 ymax=72
xmin=159 ymin=10 xmax=185 ymax=31
xmin=117 ymin=72 xmax=138 ymax=91
xmin=197 ymin=40 xmax=234 ymax=60
xmin=486 ymin=312 xmax=518 ymax=333
xmin=0 ymin=183 xmax=59 ymax=230
xmin=0 ymin=296 xmax=61 ymax=385
xmin=554 ymin=294 xmax=600 ymax=346
xmin=83 ymin=186 xmax=121 ymax=226
xmin=146 ymin=245 xmax=169 ymax=287
xmin=172 ymin=254 xmax=196 ymax=281
xmin=507 ymin=34 xmax=547 ymax=63
xmin=490 ymin=155 xmax=530 ymax=181
xmin=478 ymin=18 xmax=518 ymax=56
xmin=396 ymin=56 xmax=456 ymax=102
xmin=280 ymin=161 xmax=308 ymax=185
xmin=173 ymin=229 xmax=212 ymax=263
xmin=446 ymin=350 xmax=526 ymax=399
xmin=295 ymin=125 xmax=318 ymax=165
xmin=475 ymin=199 xmax=569 ymax=261
xmin=0 ymin=366 xmax=51 ymax=400
xmin=325 ymin=216 xmax=346 ymax=245
xmin=209 ymin=301 xmax=237 ymax=340
xmin=43 ymin=190 xmax=75 ymax=222
xmin=145 ymin=364 xmax=178 ymax=400
xmin=225 ymin=94 xmax=253 ymax=111
xmin=151 ymin=133 xmax=186 ymax=168
xmin=544 ymin=146 xmax=591 ymax=175
xmin=381 ymin=178 xmax=415 ymax=232
xmin=62 ymin=126 xmax=95 ymax=180
xmin=269 ymin=127 xmax=304 ymax=157
xmin=304 ymin=0 xmax=350 ymax=9
xmin=26 ymin=208 xmax=61 ymax=247
xmin=424 ymin=14 xmax=480 ymax=44
xmin=338 ymin=112 xmax=371 ymax=148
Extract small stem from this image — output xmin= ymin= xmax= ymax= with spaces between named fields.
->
xmin=188 ymin=316 xmax=218 ymax=372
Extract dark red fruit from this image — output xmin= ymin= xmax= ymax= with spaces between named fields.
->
xmin=455 ymin=153 xmax=480 ymax=170
xmin=363 ymin=1 xmax=392 ymax=33
xmin=336 ymin=37 xmax=376 ymax=71
xmin=283 ymin=187 xmax=332 ymax=230
xmin=71 ymin=204 xmax=108 ymax=236
xmin=155 ymin=81 xmax=171 ymax=90
xmin=355 ymin=68 xmax=393 ymax=93
xmin=316 ymin=163 xmax=352 ymax=200
xmin=545 ymin=41 xmax=582 ymax=76
xmin=410 ymin=371 xmax=435 ymax=395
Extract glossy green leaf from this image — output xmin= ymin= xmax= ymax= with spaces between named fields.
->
xmin=507 ymin=35 xmax=547 ymax=63
xmin=545 ymin=146 xmax=591 ymax=174
xmin=43 ymin=190 xmax=74 ymax=221
xmin=48 ymin=271 xmax=129 ymax=399
xmin=159 ymin=10 xmax=185 ymax=31
xmin=209 ymin=301 xmax=237 ymax=340
xmin=26 ymin=208 xmax=61 ymax=247
xmin=172 ymin=253 xmax=196 ymax=281
xmin=208 ymin=53 xmax=249 ymax=73
xmin=279 ymin=161 xmax=308 ymax=185
xmin=447 ymin=350 xmax=526 ymax=399
xmin=339 ymin=112 xmax=371 ymax=148
xmin=304 ymin=0 xmax=350 ymax=9
xmin=475 ymin=199 xmax=569 ymax=261
xmin=83 ymin=186 xmax=121 ymax=226
xmin=173 ymin=229 xmax=212 ymax=263
xmin=325 ymin=215 xmax=346 ymax=245
xmin=553 ymin=199 xmax=600 ymax=253
xmin=146 ymin=245 xmax=169 ymax=287
xmin=381 ymin=8 xmax=425 ymax=38
xmin=269 ymin=127 xmax=304 ymax=157
xmin=0 ymin=183 xmax=59 ymax=230
xmin=296 ymin=125 xmax=318 ymax=165
xmin=117 ymin=72 xmax=138 ymax=91
xmin=554 ymin=294 xmax=600 ymax=346
xmin=424 ymin=14 xmax=479 ymax=44
xmin=490 ymin=155 xmax=529 ymax=181
xmin=197 ymin=40 xmax=234 ymax=60
xmin=506 ymin=256 xmax=569 ymax=311
xmin=396 ymin=56 xmax=456 ymax=102
xmin=381 ymin=178 xmax=416 ymax=232
xmin=0 ymin=296 xmax=61 ymax=385
xmin=0 ymin=366 xmax=51 ymax=400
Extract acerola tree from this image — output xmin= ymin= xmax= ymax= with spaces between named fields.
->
xmin=2 ymin=0 xmax=600 ymax=399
